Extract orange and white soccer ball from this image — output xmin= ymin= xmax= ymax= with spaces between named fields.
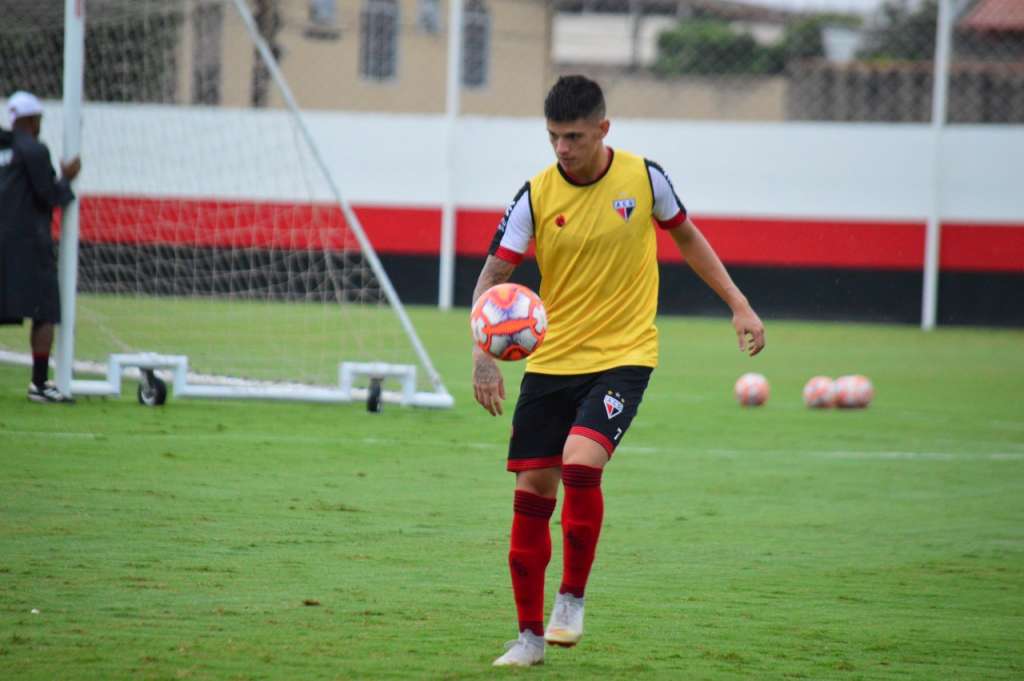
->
xmin=734 ymin=372 xmax=769 ymax=406
xmin=802 ymin=376 xmax=836 ymax=408
xmin=833 ymin=374 xmax=874 ymax=408
xmin=470 ymin=283 xmax=547 ymax=361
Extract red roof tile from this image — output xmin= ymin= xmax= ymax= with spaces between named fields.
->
xmin=960 ymin=0 xmax=1024 ymax=32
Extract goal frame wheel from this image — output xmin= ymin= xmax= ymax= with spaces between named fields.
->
xmin=137 ymin=369 xmax=168 ymax=407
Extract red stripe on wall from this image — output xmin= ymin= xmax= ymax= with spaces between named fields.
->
xmin=940 ymin=224 xmax=1024 ymax=272
xmin=655 ymin=217 xmax=926 ymax=269
xmin=457 ymin=210 xmax=1024 ymax=273
xmin=57 ymin=196 xmax=1023 ymax=272
xmin=69 ymin=196 xmax=440 ymax=254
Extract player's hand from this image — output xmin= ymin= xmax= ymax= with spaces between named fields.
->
xmin=472 ymin=348 xmax=505 ymax=416
xmin=732 ymin=306 xmax=766 ymax=357
xmin=61 ymin=157 xmax=82 ymax=182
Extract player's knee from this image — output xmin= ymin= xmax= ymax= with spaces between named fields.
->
xmin=515 ymin=468 xmax=560 ymax=497
xmin=562 ymin=435 xmax=609 ymax=468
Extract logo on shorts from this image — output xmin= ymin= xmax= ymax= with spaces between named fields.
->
xmin=613 ymin=198 xmax=636 ymax=222
xmin=603 ymin=392 xmax=624 ymax=419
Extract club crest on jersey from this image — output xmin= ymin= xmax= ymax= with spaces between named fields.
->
xmin=613 ymin=198 xmax=637 ymax=222
xmin=603 ymin=393 xmax=624 ymax=419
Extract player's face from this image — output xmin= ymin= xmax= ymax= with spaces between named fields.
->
xmin=547 ymin=117 xmax=610 ymax=180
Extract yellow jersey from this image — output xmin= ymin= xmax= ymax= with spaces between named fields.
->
xmin=490 ymin=148 xmax=687 ymax=374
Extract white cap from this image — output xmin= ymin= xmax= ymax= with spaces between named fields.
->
xmin=7 ymin=91 xmax=44 ymax=122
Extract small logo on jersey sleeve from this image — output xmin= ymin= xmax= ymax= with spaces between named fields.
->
xmin=603 ymin=393 xmax=624 ymax=419
xmin=613 ymin=198 xmax=637 ymax=222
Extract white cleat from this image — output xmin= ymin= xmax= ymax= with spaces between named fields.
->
xmin=545 ymin=593 xmax=584 ymax=647
xmin=27 ymin=381 xmax=74 ymax=404
xmin=493 ymin=630 xmax=545 ymax=667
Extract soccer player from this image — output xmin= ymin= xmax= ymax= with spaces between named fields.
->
xmin=0 ymin=91 xmax=81 ymax=403
xmin=472 ymin=75 xmax=765 ymax=667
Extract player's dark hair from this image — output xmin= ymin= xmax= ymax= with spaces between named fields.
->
xmin=544 ymin=75 xmax=606 ymax=122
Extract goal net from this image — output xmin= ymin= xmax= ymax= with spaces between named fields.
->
xmin=0 ymin=0 xmax=452 ymax=408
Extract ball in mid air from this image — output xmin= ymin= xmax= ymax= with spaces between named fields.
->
xmin=470 ymin=283 xmax=547 ymax=361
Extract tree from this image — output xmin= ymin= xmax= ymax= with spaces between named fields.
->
xmin=784 ymin=18 xmax=827 ymax=62
xmin=652 ymin=14 xmax=851 ymax=77
xmin=654 ymin=20 xmax=784 ymax=76
xmin=858 ymin=0 xmax=938 ymax=61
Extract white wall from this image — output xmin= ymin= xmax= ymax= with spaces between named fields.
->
xmin=35 ymin=103 xmax=1024 ymax=224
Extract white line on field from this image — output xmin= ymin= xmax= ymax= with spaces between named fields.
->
xmin=989 ymin=453 xmax=1024 ymax=461
xmin=990 ymin=419 xmax=1024 ymax=431
xmin=819 ymin=450 xmax=958 ymax=461
xmin=661 ymin=447 xmax=1024 ymax=462
xmin=3 ymin=430 xmax=1022 ymax=462
xmin=2 ymin=430 xmax=100 ymax=439
xmin=0 ymin=429 xmax=502 ymax=449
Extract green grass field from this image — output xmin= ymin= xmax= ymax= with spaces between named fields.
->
xmin=0 ymin=294 xmax=424 ymax=387
xmin=1 ymin=306 xmax=1022 ymax=680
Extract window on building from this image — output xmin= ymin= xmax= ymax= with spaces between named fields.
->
xmin=462 ymin=0 xmax=490 ymax=88
xmin=310 ymin=0 xmax=337 ymax=25
xmin=361 ymin=0 xmax=400 ymax=80
xmin=418 ymin=0 xmax=441 ymax=34
xmin=306 ymin=0 xmax=340 ymax=39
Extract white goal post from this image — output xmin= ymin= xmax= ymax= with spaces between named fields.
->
xmin=13 ymin=0 xmax=454 ymax=409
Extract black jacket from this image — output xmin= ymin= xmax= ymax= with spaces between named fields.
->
xmin=0 ymin=128 xmax=75 ymax=321
xmin=0 ymin=128 xmax=75 ymax=243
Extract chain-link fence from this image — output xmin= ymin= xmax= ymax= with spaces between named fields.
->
xmin=2 ymin=1 xmax=1020 ymax=121
xmin=555 ymin=0 xmax=1023 ymax=123
xmin=788 ymin=0 xmax=1024 ymax=122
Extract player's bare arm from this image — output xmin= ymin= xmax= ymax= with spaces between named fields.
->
xmin=668 ymin=217 xmax=766 ymax=356
xmin=472 ymin=256 xmax=517 ymax=415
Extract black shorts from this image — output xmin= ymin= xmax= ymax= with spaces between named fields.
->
xmin=507 ymin=365 xmax=653 ymax=471
xmin=0 ymin=236 xmax=60 ymax=324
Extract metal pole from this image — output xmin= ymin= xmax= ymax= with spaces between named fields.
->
xmin=56 ymin=0 xmax=85 ymax=395
xmin=922 ymin=0 xmax=953 ymax=331
xmin=438 ymin=0 xmax=463 ymax=310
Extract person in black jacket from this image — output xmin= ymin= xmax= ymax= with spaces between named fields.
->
xmin=0 ymin=91 xmax=81 ymax=403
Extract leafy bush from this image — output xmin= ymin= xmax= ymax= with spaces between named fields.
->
xmin=653 ymin=16 xmax=839 ymax=77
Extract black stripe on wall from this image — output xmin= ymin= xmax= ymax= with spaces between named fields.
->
xmin=73 ymin=244 xmax=1024 ymax=327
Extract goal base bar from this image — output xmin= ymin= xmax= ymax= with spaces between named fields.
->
xmin=53 ymin=353 xmax=452 ymax=409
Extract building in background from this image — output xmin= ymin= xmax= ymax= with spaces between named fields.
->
xmin=0 ymin=0 xmax=552 ymax=116
xmin=188 ymin=0 xmax=552 ymax=114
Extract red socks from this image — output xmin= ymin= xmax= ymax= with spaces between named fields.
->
xmin=507 ymin=466 xmax=604 ymax=633
xmin=559 ymin=464 xmax=604 ymax=598
xmin=509 ymin=490 xmax=556 ymax=636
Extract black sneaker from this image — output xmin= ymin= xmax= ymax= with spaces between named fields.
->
xmin=27 ymin=381 xmax=75 ymax=404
